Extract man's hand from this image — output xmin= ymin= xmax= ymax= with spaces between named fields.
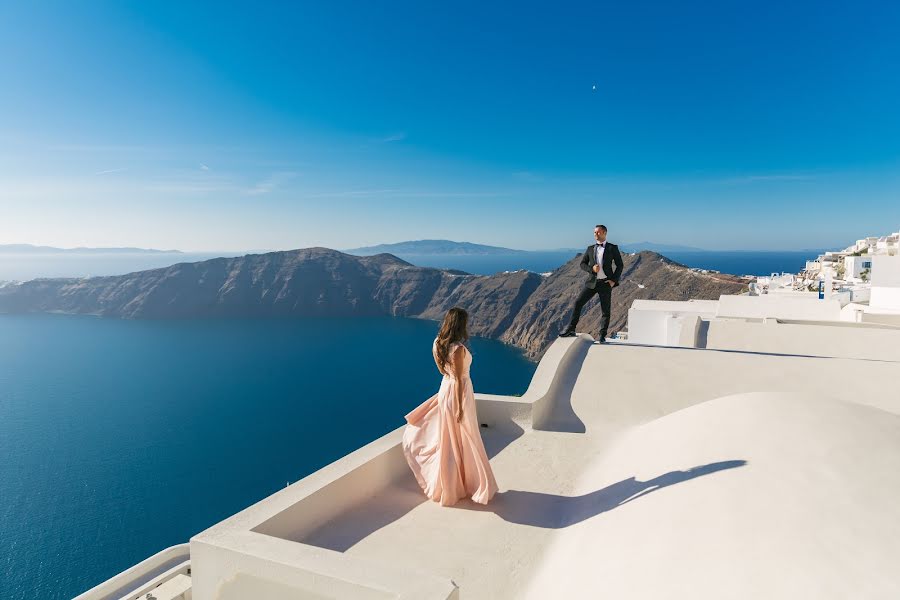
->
xmin=606 ymin=279 xmax=615 ymax=287
xmin=592 ymin=264 xmax=600 ymax=273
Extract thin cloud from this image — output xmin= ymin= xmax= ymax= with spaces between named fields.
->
xmin=148 ymin=181 xmax=236 ymax=194
xmin=305 ymin=189 xmax=507 ymax=199
xmin=200 ymin=164 xmax=210 ymax=171
xmin=306 ymin=188 xmax=401 ymax=198
xmin=512 ymin=171 xmax=544 ymax=182
xmin=94 ymin=168 xmax=128 ymax=176
xmin=247 ymin=171 xmax=299 ymax=196
xmin=145 ymin=169 xmax=242 ymax=194
xmin=717 ymin=173 xmax=816 ymax=184
xmin=382 ymin=132 xmax=407 ymax=143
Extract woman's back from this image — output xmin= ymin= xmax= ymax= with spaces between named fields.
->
xmin=432 ymin=338 xmax=472 ymax=378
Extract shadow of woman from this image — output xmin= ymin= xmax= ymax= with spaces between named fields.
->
xmin=462 ymin=460 xmax=747 ymax=528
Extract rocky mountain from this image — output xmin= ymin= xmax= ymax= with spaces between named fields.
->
xmin=0 ymin=247 xmax=747 ymax=359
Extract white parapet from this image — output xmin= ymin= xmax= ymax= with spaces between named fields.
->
xmin=871 ymin=255 xmax=900 ymax=311
xmin=626 ymin=299 xmax=719 ymax=346
xmin=716 ymin=293 xmax=843 ymax=320
xmin=706 ymin=318 xmax=900 ymax=361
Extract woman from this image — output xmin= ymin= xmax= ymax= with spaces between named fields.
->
xmin=402 ymin=307 xmax=499 ymax=506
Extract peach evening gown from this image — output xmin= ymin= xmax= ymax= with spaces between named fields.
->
xmin=401 ymin=339 xmax=499 ymax=506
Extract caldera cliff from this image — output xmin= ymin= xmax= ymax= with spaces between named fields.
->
xmin=0 ymin=247 xmax=747 ymax=359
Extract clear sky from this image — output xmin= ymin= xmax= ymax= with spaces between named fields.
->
xmin=1 ymin=1 xmax=899 ymax=251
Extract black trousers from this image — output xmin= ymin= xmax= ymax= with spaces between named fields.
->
xmin=566 ymin=280 xmax=613 ymax=338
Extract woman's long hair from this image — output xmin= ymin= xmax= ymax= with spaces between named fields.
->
xmin=435 ymin=307 xmax=469 ymax=374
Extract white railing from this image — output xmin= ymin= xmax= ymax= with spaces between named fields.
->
xmin=73 ymin=543 xmax=190 ymax=600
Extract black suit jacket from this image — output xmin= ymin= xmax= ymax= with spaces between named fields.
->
xmin=580 ymin=242 xmax=624 ymax=289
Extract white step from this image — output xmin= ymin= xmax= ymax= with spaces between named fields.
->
xmin=129 ymin=573 xmax=191 ymax=600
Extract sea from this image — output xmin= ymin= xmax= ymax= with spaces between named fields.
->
xmin=0 ymin=314 xmax=536 ymax=599
xmin=388 ymin=250 xmax=825 ymax=277
xmin=0 ymin=252 xmax=241 ymax=282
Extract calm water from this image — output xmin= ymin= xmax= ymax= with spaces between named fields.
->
xmin=391 ymin=250 xmax=826 ymax=277
xmin=0 ymin=315 xmax=536 ymax=600
xmin=392 ymin=251 xmax=582 ymax=274
xmin=0 ymin=253 xmax=240 ymax=281
xmin=662 ymin=250 xmax=826 ymax=277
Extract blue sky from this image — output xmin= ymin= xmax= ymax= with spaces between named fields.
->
xmin=1 ymin=1 xmax=898 ymax=251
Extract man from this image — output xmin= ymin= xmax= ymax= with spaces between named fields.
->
xmin=558 ymin=224 xmax=624 ymax=343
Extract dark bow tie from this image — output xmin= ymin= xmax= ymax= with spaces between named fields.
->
xmin=596 ymin=242 xmax=605 ymax=247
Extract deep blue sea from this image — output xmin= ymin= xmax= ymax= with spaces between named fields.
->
xmin=391 ymin=249 xmax=825 ymax=277
xmin=659 ymin=250 xmax=825 ymax=277
xmin=0 ymin=315 xmax=536 ymax=600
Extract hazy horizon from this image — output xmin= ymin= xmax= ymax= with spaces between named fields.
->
xmin=0 ymin=238 xmax=841 ymax=254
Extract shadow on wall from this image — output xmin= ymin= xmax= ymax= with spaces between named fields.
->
xmin=533 ymin=335 xmax=591 ymax=433
xmin=462 ymin=460 xmax=747 ymax=528
xmin=301 ymin=476 xmax=428 ymax=552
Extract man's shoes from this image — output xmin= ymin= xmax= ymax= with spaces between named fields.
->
xmin=595 ymin=336 xmax=607 ymax=344
xmin=558 ymin=329 xmax=576 ymax=338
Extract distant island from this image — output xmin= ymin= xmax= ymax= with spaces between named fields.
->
xmin=0 ymin=247 xmax=747 ymax=358
xmin=0 ymin=244 xmax=182 ymax=255
xmin=346 ymin=239 xmax=710 ymax=257
xmin=346 ymin=240 xmax=527 ymax=256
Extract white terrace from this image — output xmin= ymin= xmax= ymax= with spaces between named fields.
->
xmin=78 ymin=326 xmax=900 ymax=599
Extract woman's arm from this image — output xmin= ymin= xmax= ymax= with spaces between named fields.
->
xmin=452 ymin=345 xmax=466 ymax=422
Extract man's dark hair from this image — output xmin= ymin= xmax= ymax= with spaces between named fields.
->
xmin=595 ymin=224 xmax=608 ymax=232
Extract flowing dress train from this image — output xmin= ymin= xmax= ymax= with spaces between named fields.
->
xmin=402 ymin=340 xmax=499 ymax=506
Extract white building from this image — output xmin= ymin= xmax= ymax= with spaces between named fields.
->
xmin=803 ymin=229 xmax=900 ymax=284
xmin=875 ymin=232 xmax=899 ymax=254
xmin=843 ymin=254 xmax=873 ymax=281
xmin=870 ymin=255 xmax=900 ymax=313
xmin=626 ymin=244 xmax=900 ymax=352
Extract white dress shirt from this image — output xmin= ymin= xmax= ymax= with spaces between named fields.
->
xmin=595 ymin=242 xmax=606 ymax=278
